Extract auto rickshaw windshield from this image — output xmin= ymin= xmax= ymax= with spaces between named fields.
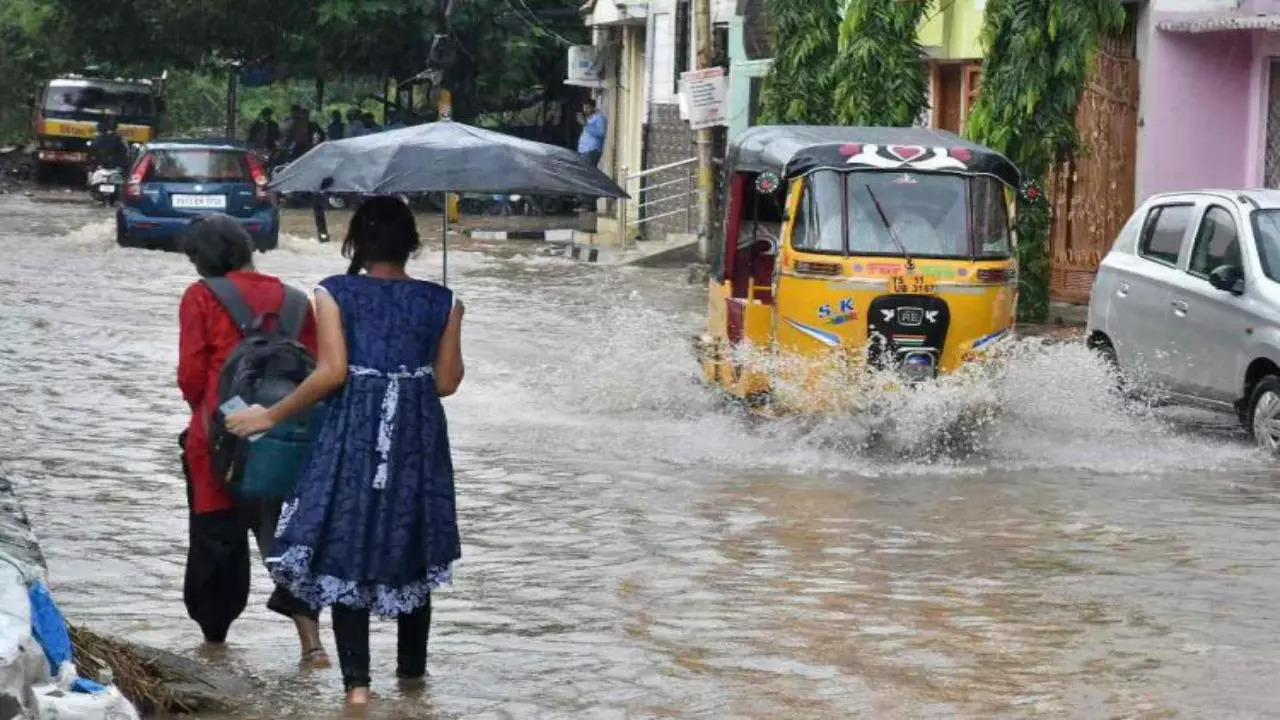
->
xmin=791 ymin=170 xmax=1010 ymax=259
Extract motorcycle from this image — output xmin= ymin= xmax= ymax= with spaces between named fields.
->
xmin=87 ymin=166 xmax=125 ymax=206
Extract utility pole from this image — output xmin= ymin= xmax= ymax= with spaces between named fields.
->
xmin=692 ymin=0 xmax=714 ymax=262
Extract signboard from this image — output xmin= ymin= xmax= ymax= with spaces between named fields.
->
xmin=567 ymin=45 xmax=605 ymax=87
xmin=679 ymin=67 xmax=728 ymax=130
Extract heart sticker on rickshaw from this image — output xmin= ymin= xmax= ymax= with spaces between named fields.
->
xmin=888 ymin=145 xmax=924 ymax=161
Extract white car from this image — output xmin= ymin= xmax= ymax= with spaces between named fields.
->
xmin=1087 ymin=189 xmax=1280 ymax=451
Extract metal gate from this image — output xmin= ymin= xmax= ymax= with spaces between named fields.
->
xmin=1048 ymin=33 xmax=1140 ymax=304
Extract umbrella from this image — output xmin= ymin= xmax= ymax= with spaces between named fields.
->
xmin=271 ymin=120 xmax=628 ymax=197
xmin=270 ymin=121 xmax=628 ymax=285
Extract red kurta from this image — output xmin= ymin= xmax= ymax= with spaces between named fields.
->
xmin=178 ymin=271 xmax=317 ymax=514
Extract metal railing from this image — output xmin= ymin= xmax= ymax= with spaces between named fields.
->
xmin=619 ymin=157 xmax=697 ymax=249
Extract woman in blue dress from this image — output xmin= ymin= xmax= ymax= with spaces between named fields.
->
xmin=227 ymin=197 xmax=464 ymax=705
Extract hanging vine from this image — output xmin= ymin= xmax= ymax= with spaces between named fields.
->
xmin=966 ymin=0 xmax=1124 ymax=322
xmin=758 ymin=0 xmax=841 ymax=125
xmin=832 ymin=0 xmax=929 ymax=127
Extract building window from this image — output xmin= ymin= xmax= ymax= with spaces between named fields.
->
xmin=748 ymin=76 xmax=763 ymax=127
xmin=652 ymin=13 xmax=675 ymax=103
xmin=675 ymin=0 xmax=691 ymax=88
xmin=741 ymin=0 xmax=776 ymax=61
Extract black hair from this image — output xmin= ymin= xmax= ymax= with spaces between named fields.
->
xmin=180 ymin=214 xmax=255 ymax=278
xmin=342 ymin=197 xmax=421 ymax=275
xmin=261 ymin=107 xmax=274 ymax=118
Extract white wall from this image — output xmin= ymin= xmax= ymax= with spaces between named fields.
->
xmin=1149 ymin=0 xmax=1242 ymax=10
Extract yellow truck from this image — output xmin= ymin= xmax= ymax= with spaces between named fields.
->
xmin=31 ymin=75 xmax=164 ymax=180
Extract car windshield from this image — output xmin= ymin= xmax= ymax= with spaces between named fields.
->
xmin=1252 ymin=210 xmax=1280 ymax=282
xmin=43 ymin=84 xmax=154 ymax=118
xmin=145 ymin=150 xmax=250 ymax=183
xmin=791 ymin=170 xmax=1010 ymax=258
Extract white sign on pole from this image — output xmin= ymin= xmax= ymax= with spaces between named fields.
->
xmin=679 ymin=67 xmax=728 ymax=130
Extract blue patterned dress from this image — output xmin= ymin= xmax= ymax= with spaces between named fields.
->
xmin=268 ymin=274 xmax=460 ymax=617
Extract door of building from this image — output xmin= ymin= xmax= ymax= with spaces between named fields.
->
xmin=1264 ymin=59 xmax=1280 ymax=188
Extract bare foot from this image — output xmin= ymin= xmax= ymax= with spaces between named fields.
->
xmin=301 ymin=647 xmax=332 ymax=669
xmin=346 ymin=687 xmax=371 ymax=706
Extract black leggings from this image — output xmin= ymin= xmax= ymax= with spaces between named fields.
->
xmin=331 ymin=599 xmax=431 ymax=690
xmin=181 ymin=432 xmax=318 ymax=643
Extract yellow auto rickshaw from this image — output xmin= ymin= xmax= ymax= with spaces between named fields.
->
xmin=698 ymin=126 xmax=1022 ymax=413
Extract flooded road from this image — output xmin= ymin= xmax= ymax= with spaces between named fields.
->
xmin=3 ymin=194 xmax=1280 ymax=718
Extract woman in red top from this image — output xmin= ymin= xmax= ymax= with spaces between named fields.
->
xmin=177 ymin=215 xmax=328 ymax=666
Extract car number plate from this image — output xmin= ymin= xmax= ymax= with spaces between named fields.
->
xmin=889 ymin=275 xmax=936 ymax=295
xmin=98 ymin=184 xmax=115 ymax=194
xmin=172 ymin=194 xmax=227 ymax=210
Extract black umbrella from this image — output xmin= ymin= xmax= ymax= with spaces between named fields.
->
xmin=270 ymin=120 xmax=627 ymax=198
xmin=270 ymin=121 xmax=627 ymax=285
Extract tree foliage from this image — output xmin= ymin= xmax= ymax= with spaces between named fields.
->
xmin=757 ymin=0 xmax=840 ymax=125
xmin=966 ymin=0 xmax=1124 ymax=321
xmin=832 ymin=0 xmax=929 ymax=127
xmin=0 ymin=0 xmax=584 ymax=141
xmin=759 ymin=0 xmax=928 ymax=127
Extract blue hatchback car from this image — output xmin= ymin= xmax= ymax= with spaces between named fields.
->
xmin=116 ymin=140 xmax=279 ymax=251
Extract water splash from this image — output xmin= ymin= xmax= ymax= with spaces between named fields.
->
xmin=518 ymin=289 xmax=1263 ymax=477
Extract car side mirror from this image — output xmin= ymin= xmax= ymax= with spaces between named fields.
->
xmin=1208 ymin=264 xmax=1244 ymax=295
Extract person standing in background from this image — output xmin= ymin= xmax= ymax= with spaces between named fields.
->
xmin=577 ymin=98 xmax=606 ymax=168
xmin=576 ymin=99 xmax=606 ymax=209
xmin=345 ymin=109 xmax=367 ymax=139
xmin=326 ymin=110 xmax=345 ymax=143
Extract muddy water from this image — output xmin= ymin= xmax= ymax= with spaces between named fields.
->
xmin=3 ymin=195 xmax=1280 ymax=718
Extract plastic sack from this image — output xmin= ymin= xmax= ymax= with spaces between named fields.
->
xmin=0 ymin=557 xmax=51 ymax=718
xmin=29 ymin=683 xmax=140 ymax=720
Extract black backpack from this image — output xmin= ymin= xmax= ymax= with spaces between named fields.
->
xmin=204 ymin=277 xmax=315 ymax=491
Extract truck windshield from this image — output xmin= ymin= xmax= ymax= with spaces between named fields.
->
xmin=43 ymin=84 xmax=154 ymax=118
xmin=1252 ymin=210 xmax=1280 ymax=282
xmin=790 ymin=170 xmax=1011 ymax=258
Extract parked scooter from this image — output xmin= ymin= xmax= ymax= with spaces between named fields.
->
xmin=87 ymin=166 xmax=125 ymax=206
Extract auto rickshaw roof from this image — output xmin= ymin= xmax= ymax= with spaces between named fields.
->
xmin=728 ymin=125 xmax=1021 ymax=187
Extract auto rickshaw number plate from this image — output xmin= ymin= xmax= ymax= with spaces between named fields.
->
xmin=890 ymin=275 xmax=936 ymax=295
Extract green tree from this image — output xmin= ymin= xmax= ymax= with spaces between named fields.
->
xmin=832 ymin=0 xmax=929 ymax=127
xmin=0 ymin=0 xmax=65 ymax=142
xmin=758 ymin=0 xmax=841 ymax=125
xmin=40 ymin=0 xmax=582 ymax=124
xmin=966 ymin=0 xmax=1124 ymax=322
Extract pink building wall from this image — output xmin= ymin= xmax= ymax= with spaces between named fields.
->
xmin=1138 ymin=26 xmax=1255 ymax=198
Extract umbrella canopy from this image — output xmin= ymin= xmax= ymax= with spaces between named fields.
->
xmin=268 ymin=121 xmax=628 ymax=198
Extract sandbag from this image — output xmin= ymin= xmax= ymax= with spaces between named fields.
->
xmin=0 ymin=557 xmax=50 ymax=718
xmin=29 ymin=683 xmax=140 ymax=720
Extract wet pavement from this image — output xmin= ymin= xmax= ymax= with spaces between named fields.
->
xmin=2 ymin=194 xmax=1280 ymax=718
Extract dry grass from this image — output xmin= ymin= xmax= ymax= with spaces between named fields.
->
xmin=68 ymin=625 xmax=197 ymax=716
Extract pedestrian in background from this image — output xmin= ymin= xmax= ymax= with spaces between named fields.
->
xmin=576 ymin=98 xmax=607 ymax=209
xmin=227 ymin=197 xmax=465 ymax=706
xmin=326 ymin=110 xmax=345 ymax=144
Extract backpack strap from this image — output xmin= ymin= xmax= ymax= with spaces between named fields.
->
xmin=202 ymin=277 xmax=258 ymax=335
xmin=279 ymin=286 xmax=309 ymax=340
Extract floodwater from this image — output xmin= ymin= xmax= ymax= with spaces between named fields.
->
xmin=3 ymin=194 xmax=1280 ymax=719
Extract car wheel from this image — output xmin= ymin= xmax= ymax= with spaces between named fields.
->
xmin=258 ymin=231 xmax=279 ymax=253
xmin=1247 ymin=375 xmax=1280 ymax=453
xmin=326 ymin=194 xmax=347 ymax=210
xmin=1089 ymin=336 xmax=1129 ymax=394
xmin=115 ymin=216 xmax=132 ymax=247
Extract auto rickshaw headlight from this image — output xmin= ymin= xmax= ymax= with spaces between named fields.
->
xmin=901 ymin=352 xmax=937 ymax=383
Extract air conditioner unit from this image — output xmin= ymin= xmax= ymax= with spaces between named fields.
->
xmin=568 ymin=45 xmax=605 ymax=83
